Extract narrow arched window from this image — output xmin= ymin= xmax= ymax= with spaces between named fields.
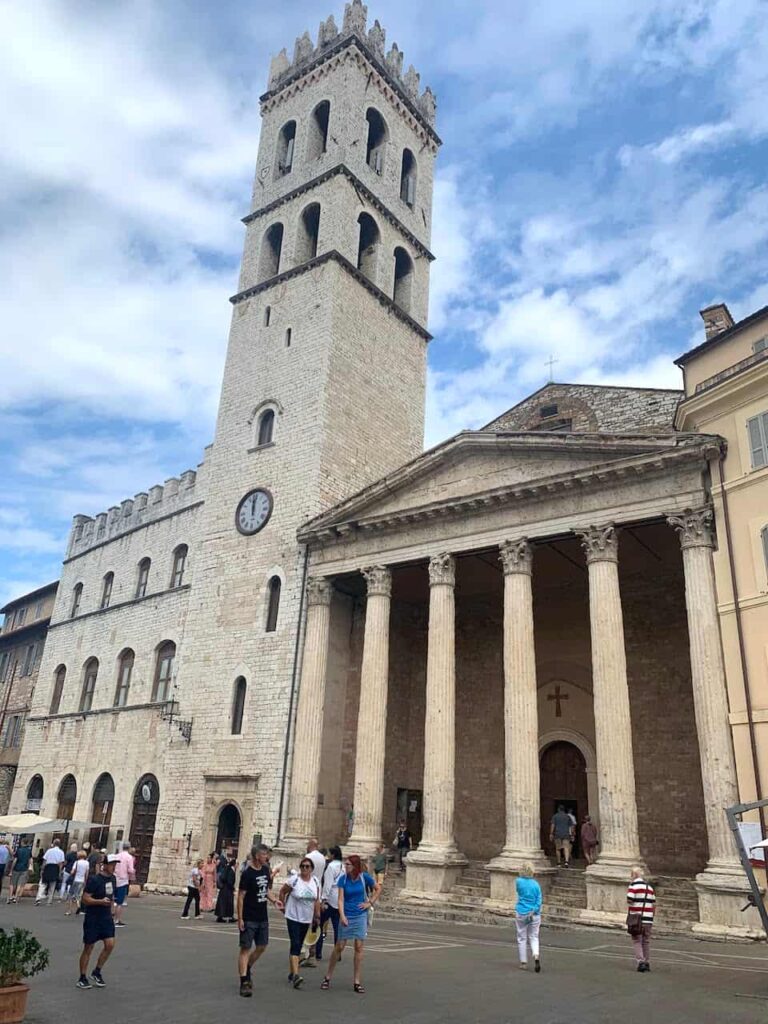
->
xmin=26 ymin=774 xmax=44 ymax=812
xmin=295 ymin=203 xmax=320 ymax=264
xmin=152 ymin=641 xmax=176 ymax=702
xmin=266 ymin=576 xmax=281 ymax=633
xmin=357 ymin=213 xmax=380 ymax=282
xmin=170 ymin=545 xmax=188 ymax=589
xmin=259 ymin=223 xmax=284 ymax=281
xmin=307 ymin=100 xmax=330 ymax=160
xmin=400 ymin=149 xmax=417 ymax=207
xmin=136 ymin=558 xmax=151 ymax=599
xmin=79 ymin=657 xmax=99 ymax=713
xmin=114 ymin=649 xmax=134 ymax=707
xmin=100 ymin=572 xmax=114 ymax=610
xmin=257 ymin=409 xmax=275 ymax=446
xmin=70 ymin=583 xmax=83 ymax=618
xmin=231 ymin=677 xmax=246 ymax=735
xmin=275 ymin=120 xmax=297 ymax=177
xmin=51 ymin=665 xmax=66 ymax=715
xmin=393 ymin=247 xmax=414 ymax=313
xmin=365 ymin=108 xmax=388 ymax=174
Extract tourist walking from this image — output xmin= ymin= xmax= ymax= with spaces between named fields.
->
xmin=66 ymin=851 xmax=89 ymax=916
xmin=372 ymin=844 xmax=387 ymax=885
xmin=316 ymin=845 xmax=344 ymax=961
xmin=36 ymin=838 xmax=65 ymax=904
xmin=321 ymin=854 xmax=380 ymax=994
xmin=237 ymin=844 xmax=284 ymax=998
xmin=627 ymin=867 xmax=655 ymax=972
xmin=77 ymin=854 xmax=119 ymax=989
xmin=550 ymin=805 xmax=574 ymax=867
xmin=201 ymin=853 xmax=218 ymax=912
xmin=7 ymin=838 xmax=32 ymax=903
xmin=515 ymin=863 xmax=542 ymax=972
xmin=394 ymin=821 xmax=411 ymax=871
xmin=215 ymin=854 xmax=237 ymax=923
xmin=113 ymin=843 xmax=136 ymax=927
xmin=581 ymin=815 xmax=599 ymax=865
xmin=0 ymin=838 xmax=11 ymax=896
xmin=181 ymin=859 xmax=203 ymax=919
xmin=279 ymin=857 xmax=321 ymax=989
xmin=59 ymin=842 xmax=79 ymax=900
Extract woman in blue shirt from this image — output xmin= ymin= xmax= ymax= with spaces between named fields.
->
xmin=320 ymin=854 xmax=381 ymax=994
xmin=515 ymin=863 xmax=543 ymax=972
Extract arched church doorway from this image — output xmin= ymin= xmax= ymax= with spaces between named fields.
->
xmin=215 ymin=803 xmax=241 ymax=860
xmin=539 ymin=741 xmax=588 ymax=859
xmin=89 ymin=772 xmax=115 ymax=849
xmin=130 ymin=774 xmax=160 ymax=885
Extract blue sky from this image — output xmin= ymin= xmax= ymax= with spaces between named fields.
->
xmin=2 ymin=0 xmax=768 ymax=605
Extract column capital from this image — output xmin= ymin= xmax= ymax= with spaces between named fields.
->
xmin=306 ymin=576 xmax=333 ymax=606
xmin=428 ymin=552 xmax=455 ymax=588
xmin=667 ymin=507 xmax=715 ymax=550
xmin=362 ymin=564 xmax=392 ymax=597
xmin=499 ymin=538 xmax=533 ymax=575
xmin=578 ymin=524 xmax=618 ymax=563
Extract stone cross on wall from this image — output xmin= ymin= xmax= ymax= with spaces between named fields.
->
xmin=548 ymin=684 xmax=569 ymax=717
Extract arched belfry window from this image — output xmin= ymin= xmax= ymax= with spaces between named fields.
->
xmin=257 ymin=408 xmax=275 ymax=447
xmin=259 ymin=223 xmax=284 ymax=281
xmin=152 ymin=641 xmax=176 ymax=702
xmin=70 ymin=583 xmax=83 ymax=618
xmin=307 ymin=100 xmax=330 ymax=161
xmin=393 ymin=247 xmax=414 ymax=314
xmin=295 ymin=203 xmax=320 ymax=265
xmin=170 ymin=544 xmax=188 ymax=588
xmin=231 ymin=677 xmax=246 ymax=735
xmin=79 ymin=657 xmax=99 ymax=713
xmin=365 ymin=108 xmax=388 ymax=174
xmin=100 ymin=572 xmax=113 ymax=610
xmin=114 ymin=648 xmax=134 ymax=707
xmin=275 ymin=120 xmax=296 ymax=177
xmin=51 ymin=665 xmax=66 ymax=715
xmin=400 ymin=149 xmax=417 ymax=207
xmin=136 ymin=558 xmax=151 ymax=599
xmin=357 ymin=213 xmax=380 ymax=282
xmin=265 ymin=576 xmax=281 ymax=633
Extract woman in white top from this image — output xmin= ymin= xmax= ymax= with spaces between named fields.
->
xmin=65 ymin=852 xmax=89 ymax=916
xmin=278 ymin=858 xmax=321 ymax=989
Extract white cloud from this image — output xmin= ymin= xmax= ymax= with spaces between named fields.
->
xmin=619 ymin=122 xmax=737 ymax=167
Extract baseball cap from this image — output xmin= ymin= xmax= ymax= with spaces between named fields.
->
xmin=107 ymin=854 xmax=120 ymax=864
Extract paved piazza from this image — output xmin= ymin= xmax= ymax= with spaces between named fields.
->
xmin=2 ymin=895 xmax=766 ymax=1023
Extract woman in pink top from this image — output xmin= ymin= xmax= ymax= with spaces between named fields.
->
xmin=200 ymin=853 xmax=218 ymax=913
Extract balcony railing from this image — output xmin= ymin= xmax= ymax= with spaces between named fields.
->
xmin=695 ymin=347 xmax=768 ymax=394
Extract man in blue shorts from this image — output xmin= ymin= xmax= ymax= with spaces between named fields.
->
xmin=77 ymin=854 xmax=118 ymax=990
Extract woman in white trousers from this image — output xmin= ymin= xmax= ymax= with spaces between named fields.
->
xmin=515 ymin=863 xmax=542 ymax=972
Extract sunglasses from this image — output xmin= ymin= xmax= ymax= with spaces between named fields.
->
xmin=300 ymin=862 xmax=313 ymax=869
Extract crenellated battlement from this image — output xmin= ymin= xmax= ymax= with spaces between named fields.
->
xmin=66 ymin=466 xmax=203 ymax=560
xmin=266 ymin=1 xmax=437 ymax=127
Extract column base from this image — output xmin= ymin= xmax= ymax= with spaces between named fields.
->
xmin=344 ymin=833 xmax=383 ymax=859
xmin=404 ymin=844 xmax=468 ymax=894
xmin=277 ymin=833 xmax=312 ymax=857
xmin=693 ymin=861 xmax=764 ymax=937
xmin=486 ymin=849 xmax=556 ymax=902
xmin=585 ymin=855 xmax=646 ymax=915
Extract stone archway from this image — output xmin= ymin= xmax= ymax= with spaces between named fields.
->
xmin=215 ymin=803 xmax=242 ymax=860
xmin=130 ymin=775 xmax=160 ymax=884
xmin=539 ymin=731 xmax=598 ymax=858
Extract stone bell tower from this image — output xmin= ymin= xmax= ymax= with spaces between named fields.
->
xmin=154 ymin=2 xmax=440 ymax=878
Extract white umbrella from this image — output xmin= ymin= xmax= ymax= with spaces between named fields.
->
xmin=0 ymin=813 xmax=108 ymax=834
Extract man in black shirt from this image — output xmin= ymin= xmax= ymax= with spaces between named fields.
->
xmin=77 ymin=854 xmax=118 ymax=990
xmin=237 ymin=844 xmax=283 ymax=998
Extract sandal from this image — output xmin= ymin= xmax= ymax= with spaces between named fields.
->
xmin=354 ymin=982 xmax=365 ymax=994
xmin=321 ymin=977 xmax=331 ymax=990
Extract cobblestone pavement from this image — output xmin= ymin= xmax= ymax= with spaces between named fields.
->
xmin=2 ymin=894 xmax=767 ymax=1023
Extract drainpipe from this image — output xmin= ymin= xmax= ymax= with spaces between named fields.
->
xmin=275 ymin=544 xmax=310 ymax=847
xmin=717 ymin=453 xmax=766 ymax=838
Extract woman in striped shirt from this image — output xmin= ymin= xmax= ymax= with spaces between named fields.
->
xmin=626 ymin=867 xmax=656 ymax=972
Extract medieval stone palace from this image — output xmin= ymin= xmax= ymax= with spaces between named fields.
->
xmin=9 ymin=2 xmax=768 ymax=938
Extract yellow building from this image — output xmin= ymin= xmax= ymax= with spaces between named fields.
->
xmin=676 ymin=302 xmax=768 ymax=826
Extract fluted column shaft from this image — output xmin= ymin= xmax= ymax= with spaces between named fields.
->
xmin=497 ymin=540 xmax=548 ymax=863
xmin=347 ymin=566 xmax=392 ymax=851
xmin=418 ymin=553 xmax=461 ymax=856
xmin=668 ymin=508 xmax=740 ymax=869
xmin=580 ymin=526 xmax=642 ymax=868
xmin=284 ymin=577 xmax=333 ymax=845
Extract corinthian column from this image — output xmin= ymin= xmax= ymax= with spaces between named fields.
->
xmin=488 ymin=540 xmax=551 ymax=891
xmin=346 ymin=566 xmax=392 ymax=853
xmin=579 ymin=525 xmax=643 ymax=880
xmin=407 ymin=554 xmax=466 ymax=890
xmin=283 ymin=576 xmax=333 ymax=848
xmin=667 ymin=509 xmax=742 ymax=889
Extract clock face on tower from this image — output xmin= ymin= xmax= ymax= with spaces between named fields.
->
xmin=235 ymin=488 xmax=273 ymax=535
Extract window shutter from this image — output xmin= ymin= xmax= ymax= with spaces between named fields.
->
xmin=375 ymin=150 xmax=383 ymax=174
xmin=406 ymin=176 xmax=416 ymax=206
xmin=285 ymin=138 xmax=294 ymax=171
xmin=748 ymin=414 xmax=768 ymax=469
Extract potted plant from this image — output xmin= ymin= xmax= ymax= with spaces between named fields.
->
xmin=0 ymin=929 xmax=49 ymax=1023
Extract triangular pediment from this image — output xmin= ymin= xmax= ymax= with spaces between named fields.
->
xmin=302 ymin=431 xmax=707 ymax=539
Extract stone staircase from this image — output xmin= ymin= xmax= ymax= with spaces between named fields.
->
xmin=542 ymin=866 xmax=587 ymax=923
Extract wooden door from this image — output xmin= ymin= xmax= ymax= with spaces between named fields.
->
xmin=129 ymin=775 xmax=159 ymax=885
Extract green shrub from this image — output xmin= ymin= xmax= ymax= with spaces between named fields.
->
xmin=0 ymin=929 xmax=49 ymax=987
